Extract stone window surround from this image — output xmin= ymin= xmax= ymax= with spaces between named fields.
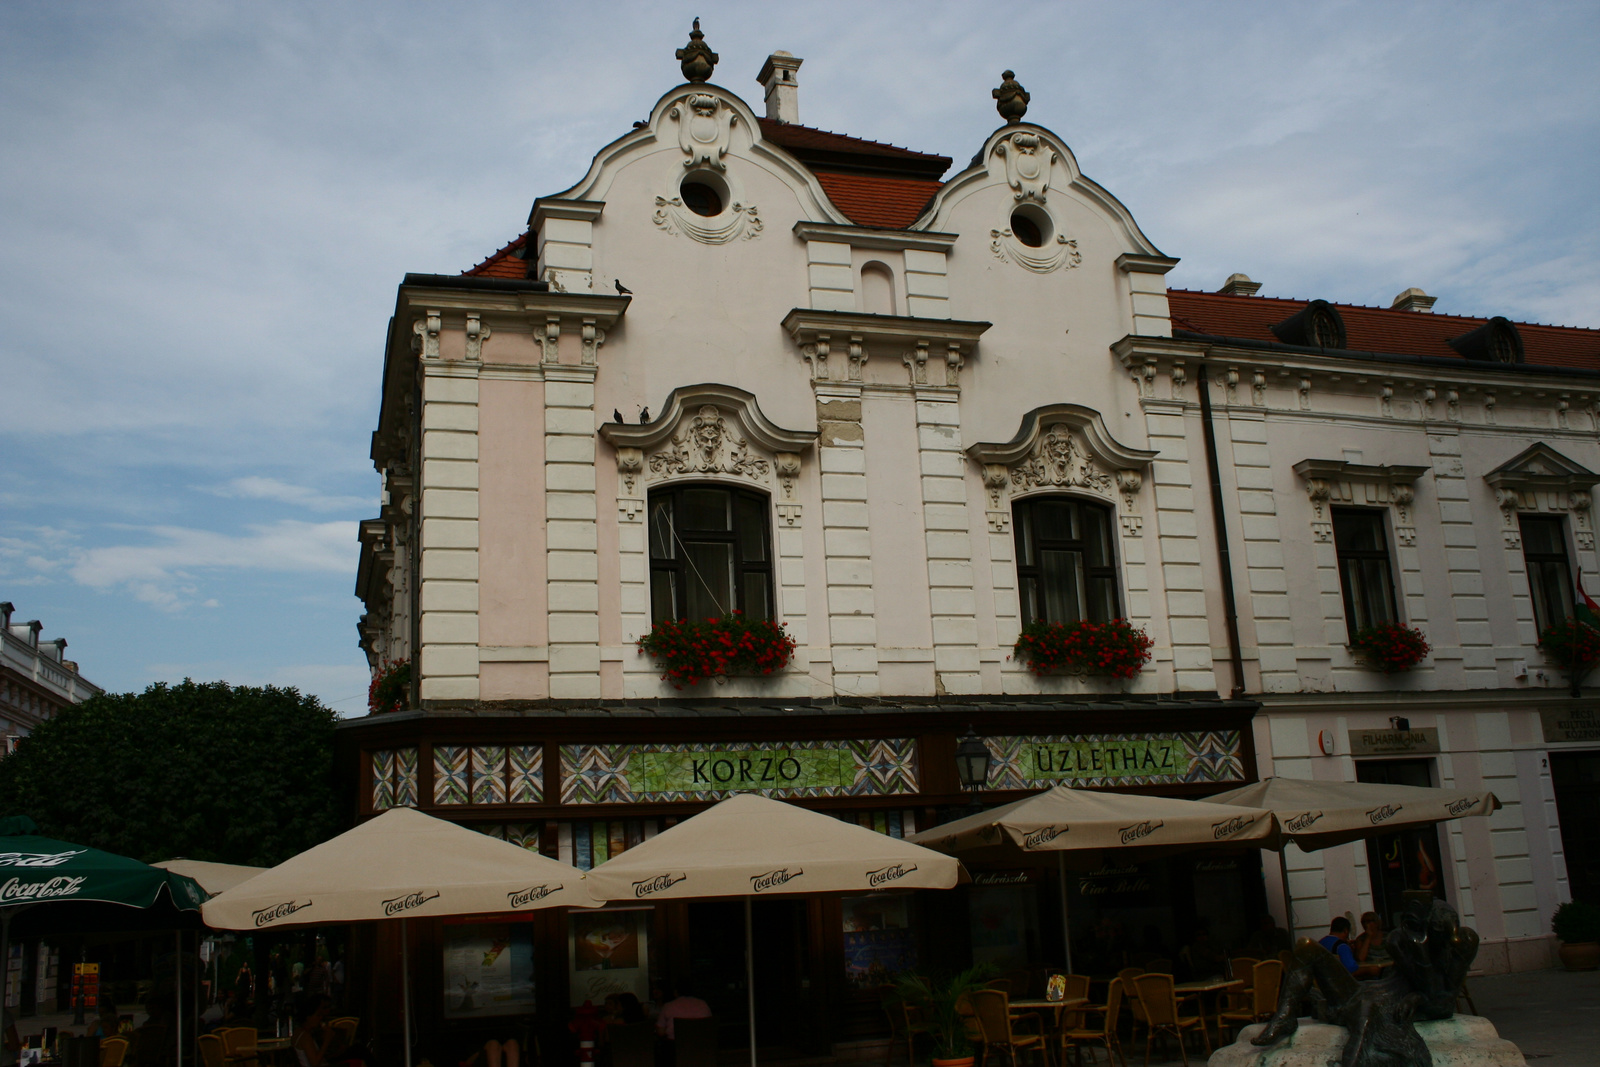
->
xmin=1482 ymin=442 xmax=1600 ymax=550
xmin=1292 ymin=459 xmax=1430 ymax=547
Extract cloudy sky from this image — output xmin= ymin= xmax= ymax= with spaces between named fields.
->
xmin=2 ymin=1 xmax=1597 ymax=714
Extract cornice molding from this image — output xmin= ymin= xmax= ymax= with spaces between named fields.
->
xmin=1116 ymin=253 xmax=1180 ymax=275
xmin=791 ymin=221 xmax=958 ymax=253
xmin=970 ymin=403 xmax=1159 ymax=470
xmin=531 ymin=198 xmax=605 ymax=226
xmin=1291 ymin=459 xmax=1430 ymax=486
xmin=780 ymin=308 xmax=990 ymax=349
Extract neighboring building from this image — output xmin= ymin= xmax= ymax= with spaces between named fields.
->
xmin=345 ymin=26 xmax=1600 ymax=1054
xmin=0 ymin=602 xmax=101 ymax=743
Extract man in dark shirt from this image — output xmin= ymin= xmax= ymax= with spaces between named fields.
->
xmin=1319 ymin=916 xmax=1359 ymax=974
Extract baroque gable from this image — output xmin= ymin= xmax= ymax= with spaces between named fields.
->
xmin=967 ymin=404 xmax=1157 ymax=535
xmin=600 ymin=384 xmax=817 ymax=523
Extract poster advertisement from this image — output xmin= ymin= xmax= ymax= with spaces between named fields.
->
xmin=568 ymin=909 xmax=651 ymax=1007
xmin=442 ymin=922 xmax=536 ymax=1019
xmin=968 ymin=884 xmax=1038 ymax=972
xmin=842 ymin=895 xmax=916 ymax=989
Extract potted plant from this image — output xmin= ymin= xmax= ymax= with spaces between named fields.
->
xmin=1347 ymin=622 xmax=1431 ymax=672
xmin=1012 ymin=618 xmax=1154 ymax=679
xmin=636 ymin=611 xmax=797 ymax=689
xmin=892 ymin=966 xmax=995 ymax=1067
xmin=1538 ymin=618 xmax=1600 ymax=695
xmin=1553 ymin=900 xmax=1600 ymax=971
xmin=367 ymin=659 xmax=410 ymax=715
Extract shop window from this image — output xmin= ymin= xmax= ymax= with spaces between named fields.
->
xmin=1013 ymin=497 xmax=1119 ymax=624
xmin=1333 ymin=508 xmax=1397 ymax=635
xmin=1520 ymin=514 xmax=1574 ymax=633
xmin=649 ymin=484 xmax=773 ymax=622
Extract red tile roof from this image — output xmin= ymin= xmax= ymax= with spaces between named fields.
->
xmin=813 ymin=172 xmax=942 ymax=230
xmin=1168 ymin=290 xmax=1600 ymax=372
xmin=465 ymin=233 xmax=528 ymax=278
xmin=757 ymin=118 xmax=950 ymax=173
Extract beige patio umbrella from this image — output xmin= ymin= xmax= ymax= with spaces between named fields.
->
xmin=909 ymin=785 xmax=1282 ymax=972
xmin=203 ymin=807 xmax=598 ymax=1067
xmin=1202 ymin=776 xmax=1501 ymax=938
xmin=153 ymin=858 xmax=266 ymax=895
xmin=584 ymin=794 xmax=965 ymax=1067
xmin=1201 ymin=776 xmax=1500 ymax=852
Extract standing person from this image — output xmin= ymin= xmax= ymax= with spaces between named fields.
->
xmin=1318 ymin=917 xmax=1359 ymax=974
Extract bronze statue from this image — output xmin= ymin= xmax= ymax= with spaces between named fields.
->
xmin=1253 ymin=893 xmax=1479 ymax=1067
xmin=993 ymin=70 xmax=1030 ymax=122
xmin=676 ymin=18 xmax=718 ymax=84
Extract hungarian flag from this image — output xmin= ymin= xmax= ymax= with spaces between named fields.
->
xmin=1577 ymin=574 xmax=1600 ymax=629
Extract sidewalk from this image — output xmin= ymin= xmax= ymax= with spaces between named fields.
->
xmin=1468 ymin=966 xmax=1600 ymax=1066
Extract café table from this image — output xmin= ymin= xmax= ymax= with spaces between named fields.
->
xmin=1171 ymin=978 xmax=1244 ymax=1044
xmin=1008 ymin=999 xmax=1092 ymax=1066
xmin=254 ymin=1036 xmax=294 ymax=1067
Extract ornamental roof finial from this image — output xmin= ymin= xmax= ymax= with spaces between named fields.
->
xmin=993 ymin=69 xmax=1030 ymax=123
xmin=676 ymin=18 xmax=719 ymax=83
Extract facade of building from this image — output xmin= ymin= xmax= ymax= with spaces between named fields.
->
xmin=345 ymin=28 xmax=1600 ymax=1056
xmin=0 ymin=602 xmax=101 ymax=744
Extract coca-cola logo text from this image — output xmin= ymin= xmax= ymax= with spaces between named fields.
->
xmin=750 ymin=868 xmax=803 ymax=893
xmin=867 ymin=864 xmax=917 ymax=888
xmin=1446 ymin=798 xmax=1476 ymax=816
xmin=508 ymin=884 xmax=563 ymax=908
xmin=1212 ymin=814 xmax=1257 ymax=839
xmin=632 ymin=874 xmax=686 ymax=898
xmin=251 ymin=900 xmax=312 ymax=927
xmin=0 ymin=850 xmax=84 ymax=868
xmin=382 ymin=890 xmax=440 ymax=916
xmin=1367 ymin=804 xmax=1403 ymax=825
xmin=1118 ymin=820 xmax=1164 ymax=844
xmin=1022 ymin=825 xmax=1069 ymax=850
xmin=0 ymin=875 xmax=86 ymax=902
xmin=1285 ymin=811 xmax=1324 ymax=832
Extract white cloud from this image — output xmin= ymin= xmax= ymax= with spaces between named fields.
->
xmin=213 ymin=476 xmax=372 ymax=513
xmin=68 ymin=520 xmax=355 ymax=611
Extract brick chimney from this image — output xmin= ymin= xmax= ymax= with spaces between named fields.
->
xmin=1392 ymin=287 xmax=1437 ymax=313
xmin=1218 ymin=273 xmax=1262 ymax=297
xmin=757 ymin=51 xmax=803 ymax=124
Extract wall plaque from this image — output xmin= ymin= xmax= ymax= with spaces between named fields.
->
xmin=1540 ymin=705 xmax=1600 ymax=744
xmin=983 ymin=731 xmax=1244 ymax=788
xmin=1348 ymin=728 xmax=1441 ymax=757
xmin=560 ymin=739 xmax=919 ymax=804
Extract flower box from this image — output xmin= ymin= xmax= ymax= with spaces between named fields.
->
xmin=1012 ymin=619 xmax=1154 ymax=680
xmin=1347 ymin=623 xmax=1431 ymax=673
xmin=368 ymin=659 xmax=411 ymax=714
xmin=1538 ymin=618 xmax=1600 ymax=672
xmin=636 ymin=612 xmax=798 ymax=689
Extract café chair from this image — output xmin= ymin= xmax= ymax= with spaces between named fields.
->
xmin=970 ymin=990 xmax=1049 ymax=1067
xmin=609 ymin=1022 xmax=655 ymax=1067
xmin=673 ymin=1017 xmax=717 ymax=1067
xmin=985 ymin=979 xmax=1015 ymax=995
xmin=327 ymin=1018 xmax=359 ymax=1045
xmin=1131 ymin=974 xmax=1209 ymax=1067
xmin=99 ymin=1039 xmax=129 ymax=1067
xmin=880 ymin=990 xmax=928 ymax=1067
xmin=1142 ymin=959 xmax=1172 ymax=976
xmin=220 ymin=1028 xmax=259 ymax=1067
xmin=1116 ymin=969 xmax=1146 ymax=1043
xmin=1218 ymin=960 xmax=1282 ymax=1042
xmin=1056 ymin=975 xmax=1092 ymax=1029
xmin=197 ymin=1035 xmax=227 ymax=1067
xmin=1060 ymin=977 xmax=1127 ymax=1067
xmin=1222 ymin=958 xmax=1259 ymax=1012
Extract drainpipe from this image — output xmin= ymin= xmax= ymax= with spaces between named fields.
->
xmin=1196 ymin=363 xmax=1247 ymax=699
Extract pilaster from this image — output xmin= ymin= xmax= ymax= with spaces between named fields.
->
xmin=1142 ymin=398 xmax=1217 ymax=691
xmin=816 ymin=384 xmax=879 ymax=695
xmin=1430 ymin=431 xmax=1495 ymax=684
xmin=915 ymin=392 xmax=979 ymax=693
xmin=545 ymin=364 xmax=601 ymax=699
xmin=419 ymin=363 xmax=481 ymax=701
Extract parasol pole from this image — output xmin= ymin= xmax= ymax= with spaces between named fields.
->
xmin=1057 ymin=852 xmax=1073 ymax=975
xmin=175 ymin=931 xmax=183 ymax=1067
xmin=401 ymin=919 xmax=413 ymax=1067
xmin=745 ymin=897 xmax=756 ymax=1067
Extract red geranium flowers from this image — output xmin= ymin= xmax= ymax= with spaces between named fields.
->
xmin=637 ymin=612 xmax=798 ymax=689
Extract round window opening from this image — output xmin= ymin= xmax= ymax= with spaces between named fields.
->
xmin=681 ymin=180 xmax=724 ymax=217
xmin=1009 ymin=208 xmax=1051 ymax=248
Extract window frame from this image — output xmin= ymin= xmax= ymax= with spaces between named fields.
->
xmin=1519 ymin=513 xmax=1575 ymax=634
xmin=647 ymin=482 xmax=775 ymax=623
xmin=1011 ymin=495 xmax=1122 ymax=625
xmin=1332 ymin=506 xmax=1399 ymax=636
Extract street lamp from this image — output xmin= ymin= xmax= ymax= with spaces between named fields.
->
xmin=954 ymin=727 xmax=991 ymax=811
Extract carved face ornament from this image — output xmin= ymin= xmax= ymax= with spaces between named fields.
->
xmin=691 ymin=407 xmax=725 ymax=463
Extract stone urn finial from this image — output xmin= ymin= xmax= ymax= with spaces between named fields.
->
xmin=993 ymin=69 xmax=1030 ymax=122
xmin=676 ymin=18 xmax=719 ymax=83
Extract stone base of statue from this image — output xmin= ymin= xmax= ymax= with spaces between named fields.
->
xmin=1209 ymin=1016 xmax=1526 ymax=1067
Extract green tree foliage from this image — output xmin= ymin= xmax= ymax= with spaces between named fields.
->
xmin=0 ymin=680 xmax=338 ymax=866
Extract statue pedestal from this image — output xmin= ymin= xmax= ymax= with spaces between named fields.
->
xmin=1209 ymin=1016 xmax=1526 ymax=1066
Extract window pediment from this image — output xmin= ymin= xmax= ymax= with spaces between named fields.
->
xmin=1483 ymin=442 xmax=1598 ymax=548
xmin=968 ymin=405 xmax=1156 ymax=535
xmin=1292 ymin=459 xmax=1428 ymax=545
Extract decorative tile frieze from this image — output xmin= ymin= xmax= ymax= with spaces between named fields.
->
xmin=371 ymin=747 xmax=419 ymax=811
xmin=433 ymin=743 xmax=544 ymax=806
xmin=983 ymin=730 xmax=1245 ymax=789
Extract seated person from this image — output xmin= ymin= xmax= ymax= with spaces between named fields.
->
xmin=1353 ymin=911 xmax=1391 ymax=977
xmin=1318 ymin=917 xmax=1359 ymax=974
xmin=459 ymin=1037 xmax=519 ymax=1067
xmin=654 ymin=983 xmax=712 ymax=1040
xmin=87 ymin=1003 xmax=120 ymax=1041
xmin=291 ymin=996 xmax=335 ymax=1067
xmin=1178 ymin=922 xmax=1226 ymax=981
xmin=1244 ymin=912 xmax=1291 ymax=958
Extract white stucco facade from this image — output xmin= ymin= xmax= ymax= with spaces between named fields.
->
xmin=356 ymin=50 xmax=1600 ymax=975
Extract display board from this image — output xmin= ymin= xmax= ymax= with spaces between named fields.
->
xmin=568 ymin=908 xmax=651 ymax=1007
xmin=842 ymin=895 xmax=916 ymax=989
xmin=442 ymin=920 xmax=536 ymax=1019
xmin=560 ymin=739 xmax=919 ymax=804
xmin=983 ymin=730 xmax=1245 ymax=788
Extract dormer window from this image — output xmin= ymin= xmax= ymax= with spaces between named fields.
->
xmin=1449 ymin=316 xmax=1525 ymax=364
xmin=1271 ymin=299 xmax=1347 ymax=349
